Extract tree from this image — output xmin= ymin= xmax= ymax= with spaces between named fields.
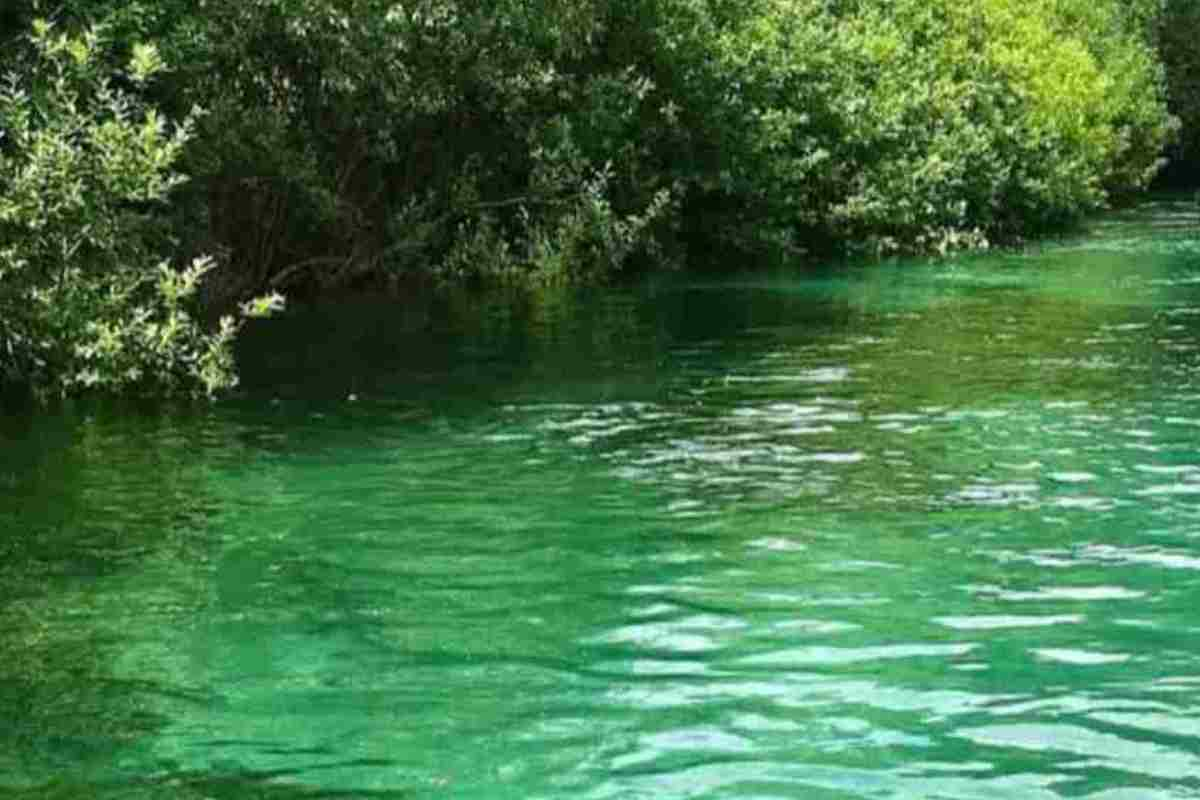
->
xmin=0 ymin=1 xmax=1180 ymax=402
xmin=1158 ymin=0 xmax=1200 ymax=180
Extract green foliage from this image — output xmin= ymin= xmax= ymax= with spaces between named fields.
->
xmin=112 ymin=0 xmax=676 ymax=292
xmin=0 ymin=21 xmax=281 ymax=399
xmin=653 ymin=0 xmax=1172 ymax=257
xmin=0 ymin=0 xmax=1181 ymax=393
xmin=19 ymin=0 xmax=1165 ymax=289
xmin=1158 ymin=0 xmax=1200 ymax=177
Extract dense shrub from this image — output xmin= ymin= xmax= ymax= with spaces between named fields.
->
xmin=126 ymin=0 xmax=677 ymax=292
xmin=0 ymin=0 xmax=1182 ymax=396
xmin=653 ymin=0 xmax=1172 ymax=256
xmin=11 ymin=0 xmax=1169 ymax=285
xmin=1158 ymin=0 xmax=1200 ymax=178
xmin=0 ymin=22 xmax=280 ymax=399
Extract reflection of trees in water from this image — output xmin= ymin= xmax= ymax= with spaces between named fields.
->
xmin=0 ymin=408 xmax=237 ymax=790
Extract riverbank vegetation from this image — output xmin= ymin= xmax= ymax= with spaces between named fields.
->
xmin=1159 ymin=0 xmax=1200 ymax=183
xmin=0 ymin=0 xmax=1192 ymax=397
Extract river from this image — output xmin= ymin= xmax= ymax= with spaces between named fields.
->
xmin=3 ymin=199 xmax=1200 ymax=798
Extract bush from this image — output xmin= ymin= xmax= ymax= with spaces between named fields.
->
xmin=656 ymin=0 xmax=1172 ymax=257
xmin=0 ymin=21 xmax=280 ymax=399
xmin=1158 ymin=0 xmax=1200 ymax=178
xmin=125 ymin=0 xmax=678 ymax=292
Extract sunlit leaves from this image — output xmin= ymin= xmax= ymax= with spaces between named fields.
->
xmin=676 ymin=0 xmax=1171 ymax=256
xmin=0 ymin=21 xmax=277 ymax=399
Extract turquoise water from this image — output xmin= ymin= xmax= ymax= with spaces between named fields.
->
xmin=3 ymin=201 xmax=1200 ymax=798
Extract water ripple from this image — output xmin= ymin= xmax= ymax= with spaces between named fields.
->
xmin=8 ymin=200 xmax=1200 ymax=798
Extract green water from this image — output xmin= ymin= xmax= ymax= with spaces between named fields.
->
xmin=3 ymin=201 xmax=1200 ymax=799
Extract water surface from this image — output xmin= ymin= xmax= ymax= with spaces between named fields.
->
xmin=3 ymin=201 xmax=1200 ymax=798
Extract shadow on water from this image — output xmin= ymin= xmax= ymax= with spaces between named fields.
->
xmin=0 ymin=405 xmax=246 ymax=788
xmin=0 ymin=406 xmax=433 ymax=796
